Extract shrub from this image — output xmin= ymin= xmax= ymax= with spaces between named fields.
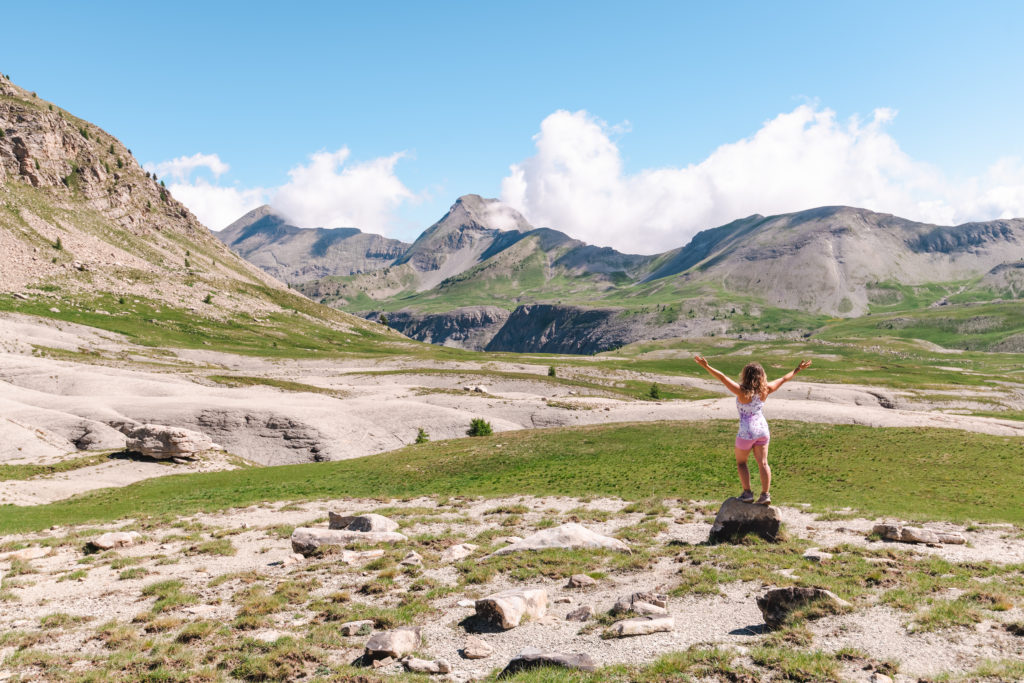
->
xmin=53 ymin=237 xmax=62 ymax=251
xmin=116 ymin=158 xmax=123 ymax=169
xmin=548 ymin=365 xmax=556 ymax=377
xmin=467 ymin=418 xmax=493 ymax=437
xmin=108 ymin=144 xmax=115 ymax=154
xmin=0 ymin=129 xmax=4 ymax=139
xmin=203 ymin=293 xmax=213 ymax=304
xmin=648 ymin=383 xmax=661 ymax=400
xmin=379 ymin=314 xmax=389 ymax=327
xmin=415 ymin=428 xmax=429 ymax=444
xmin=79 ymin=127 xmax=89 ymax=139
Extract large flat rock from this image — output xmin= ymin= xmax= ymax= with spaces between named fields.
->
xmin=490 ymin=523 xmax=630 ymax=556
xmin=708 ymin=497 xmax=782 ymax=543
xmin=498 ymin=649 xmax=597 ymax=678
xmin=290 ymin=527 xmax=408 ymax=556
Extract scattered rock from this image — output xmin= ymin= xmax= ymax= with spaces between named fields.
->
xmin=441 ymin=543 xmax=478 ymax=563
xmin=89 ymin=531 xmax=141 ymax=550
xmin=802 ymin=548 xmax=833 ymax=563
xmin=3 ymin=547 xmax=49 ymax=562
xmin=400 ymin=551 xmax=423 ymax=567
xmin=457 ymin=599 xmax=476 ymax=608
xmin=339 ymin=620 xmax=374 ymax=637
xmin=252 ymin=630 xmax=285 ymax=643
xmin=340 ymin=549 xmax=386 ymax=564
xmin=497 ymin=536 xmax=523 ymax=544
xmin=756 ymin=587 xmax=851 ymax=630
xmin=282 ymin=553 xmax=304 ymax=567
xmin=365 ymin=627 xmax=421 ymax=659
xmin=554 ymin=596 xmax=572 ymax=604
xmin=462 ymin=635 xmax=494 ymax=659
xmin=870 ymin=674 xmax=893 ymax=683
xmin=330 ymin=513 xmax=399 ymax=533
xmin=611 ymin=591 xmax=668 ymax=616
xmin=12 ymin=292 xmax=28 ymax=300
xmin=605 ymin=615 xmax=675 ymax=637
xmin=117 ymin=422 xmax=220 ymax=460
xmin=476 ymin=587 xmax=548 ymax=629
xmin=473 ymin=386 xmax=488 ymax=393
xmin=290 ymin=528 xmax=407 ymax=556
xmin=566 ymin=605 xmax=595 ymax=622
xmin=491 ymin=523 xmax=630 ymax=556
xmin=872 ymin=523 xmax=965 ymax=545
xmin=708 ymin=497 xmax=782 ymax=543
xmin=371 ymin=656 xmax=395 ymax=669
xmin=402 ymin=657 xmax=451 ymax=674
xmin=498 ymin=649 xmax=597 ymax=678
xmin=567 ymin=574 xmax=597 ymax=588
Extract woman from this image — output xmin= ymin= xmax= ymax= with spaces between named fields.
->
xmin=694 ymin=355 xmax=812 ymax=505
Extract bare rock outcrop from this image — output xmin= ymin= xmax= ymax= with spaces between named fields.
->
xmin=117 ymin=423 xmax=219 ymax=460
xmin=490 ymin=523 xmax=630 ymax=556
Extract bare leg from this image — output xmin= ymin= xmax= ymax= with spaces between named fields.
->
xmin=734 ymin=446 xmax=752 ymax=492
xmin=752 ymin=443 xmax=771 ymax=493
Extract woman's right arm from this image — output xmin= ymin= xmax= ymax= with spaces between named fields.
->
xmin=694 ymin=355 xmax=743 ymax=396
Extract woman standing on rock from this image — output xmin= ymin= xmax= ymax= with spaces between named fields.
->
xmin=693 ymin=356 xmax=812 ymax=505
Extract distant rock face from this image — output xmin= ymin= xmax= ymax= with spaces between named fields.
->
xmin=708 ymin=497 xmax=783 ymax=543
xmin=118 ymin=423 xmax=219 ymax=460
xmin=362 ymin=306 xmax=511 ymax=351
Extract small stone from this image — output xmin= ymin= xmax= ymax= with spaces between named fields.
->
xmin=340 ymin=549 xmax=386 ymax=564
xmin=371 ymin=656 xmax=395 ymax=669
xmin=566 ymin=605 xmax=595 ymax=622
xmin=457 ymin=599 xmax=476 ymax=608
xmin=611 ymin=591 xmax=668 ymax=616
xmin=462 ymin=635 xmax=494 ymax=659
xmin=937 ymin=532 xmax=966 ymax=545
xmin=554 ymin=596 xmax=572 ymax=604
xmin=90 ymin=531 xmax=141 ymax=550
xmin=476 ymin=587 xmax=548 ymax=629
xmin=4 ymin=547 xmax=49 ymax=562
xmin=402 ymin=657 xmax=452 ymax=674
xmin=492 ymin=523 xmax=630 ymax=556
xmin=498 ymin=649 xmax=596 ymax=678
xmin=567 ymin=574 xmax=598 ymax=588
xmin=606 ymin=615 xmax=675 ymax=637
xmin=473 ymin=385 xmax=488 ymax=393
xmin=498 ymin=536 xmax=523 ymax=544
xmin=870 ymin=674 xmax=893 ymax=683
xmin=339 ymin=619 xmax=374 ymax=637
xmin=282 ymin=553 xmax=304 ymax=567
xmin=365 ymin=627 xmax=421 ymax=659
xmin=400 ymin=551 xmax=423 ymax=567
xmin=440 ymin=543 xmax=478 ymax=563
xmin=49 ymin=307 xmax=60 ymax=313
xmin=252 ymin=630 xmax=285 ymax=643
xmin=802 ymin=548 xmax=833 ymax=563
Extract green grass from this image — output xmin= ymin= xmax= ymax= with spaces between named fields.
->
xmin=3 ymin=420 xmax=1024 ymax=535
xmin=206 ymin=375 xmax=348 ymax=399
xmin=0 ymin=453 xmax=111 ymax=481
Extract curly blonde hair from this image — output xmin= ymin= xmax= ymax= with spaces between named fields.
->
xmin=739 ymin=362 xmax=768 ymax=400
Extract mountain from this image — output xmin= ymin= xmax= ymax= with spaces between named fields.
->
xmin=217 ymin=206 xmax=409 ymax=282
xmin=0 ymin=75 xmax=396 ymax=350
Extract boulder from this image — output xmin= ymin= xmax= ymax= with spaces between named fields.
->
xmin=498 ymin=649 xmax=597 ymax=678
xmin=3 ymin=547 xmax=50 ymax=562
xmin=462 ymin=635 xmax=494 ymax=659
xmin=339 ymin=620 xmax=374 ymax=637
xmin=90 ymin=531 xmax=142 ymax=550
xmin=567 ymin=574 xmax=598 ymax=588
xmin=872 ymin=523 xmax=964 ymax=545
xmin=118 ymin=422 xmax=219 ymax=459
xmin=708 ymin=497 xmax=782 ymax=543
xmin=364 ymin=627 xmax=421 ymax=659
xmin=401 ymin=657 xmax=451 ymax=674
xmin=330 ymin=513 xmax=399 ymax=533
xmin=566 ymin=605 xmax=595 ymax=622
xmin=490 ymin=523 xmax=630 ymax=556
xmin=605 ymin=615 xmax=675 ymax=637
xmin=611 ymin=591 xmax=667 ymax=616
xmin=756 ymin=587 xmax=851 ymax=630
xmin=441 ymin=543 xmax=478 ymax=563
xmin=290 ymin=528 xmax=407 ymax=556
xmin=476 ymin=587 xmax=548 ymax=629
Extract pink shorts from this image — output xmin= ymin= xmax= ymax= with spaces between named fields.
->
xmin=735 ymin=435 xmax=769 ymax=450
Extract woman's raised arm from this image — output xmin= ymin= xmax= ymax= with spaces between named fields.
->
xmin=694 ymin=355 xmax=743 ymax=397
xmin=767 ymin=359 xmax=812 ymax=393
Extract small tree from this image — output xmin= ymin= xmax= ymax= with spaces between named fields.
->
xmin=547 ymin=365 xmax=556 ymax=377
xmin=108 ymin=144 xmax=115 ymax=155
xmin=466 ymin=418 xmax=493 ymax=437
xmin=53 ymin=237 xmax=63 ymax=251
xmin=415 ymin=428 xmax=429 ymax=444
xmin=203 ymin=293 xmax=213 ymax=304
xmin=648 ymin=383 xmax=661 ymax=400
xmin=379 ymin=314 xmax=389 ymax=327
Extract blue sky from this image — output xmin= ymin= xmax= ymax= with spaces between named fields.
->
xmin=4 ymin=1 xmax=1023 ymax=252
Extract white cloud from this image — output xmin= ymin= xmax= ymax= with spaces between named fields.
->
xmin=146 ymin=153 xmax=230 ymax=183
xmin=501 ymin=107 xmax=1024 ymax=253
xmin=271 ymin=148 xmax=414 ymax=232
xmin=151 ymin=148 xmax=415 ymax=232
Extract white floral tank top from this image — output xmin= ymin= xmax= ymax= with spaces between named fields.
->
xmin=736 ymin=395 xmax=769 ymax=440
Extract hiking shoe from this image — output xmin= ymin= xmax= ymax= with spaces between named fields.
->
xmin=755 ymin=493 xmax=771 ymax=505
xmin=738 ymin=490 xmax=754 ymax=503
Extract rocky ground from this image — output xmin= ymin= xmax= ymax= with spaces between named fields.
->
xmin=1 ymin=496 xmax=1022 ymax=682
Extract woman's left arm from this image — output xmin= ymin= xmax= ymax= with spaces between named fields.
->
xmin=767 ymin=359 xmax=812 ymax=393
